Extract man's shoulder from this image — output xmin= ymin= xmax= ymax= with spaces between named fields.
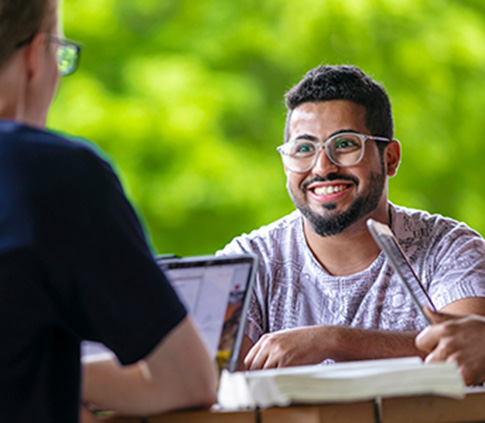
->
xmin=391 ymin=203 xmax=483 ymax=242
xmin=219 ymin=210 xmax=302 ymax=255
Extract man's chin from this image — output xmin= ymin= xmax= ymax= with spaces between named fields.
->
xmin=298 ymin=203 xmax=362 ymax=237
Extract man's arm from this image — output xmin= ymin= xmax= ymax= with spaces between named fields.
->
xmin=440 ymin=297 xmax=485 ymax=315
xmin=82 ymin=317 xmax=217 ymax=415
xmin=243 ymin=297 xmax=485 ymax=370
xmin=243 ymin=325 xmax=421 ymax=370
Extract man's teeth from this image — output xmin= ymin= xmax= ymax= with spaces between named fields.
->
xmin=313 ymin=185 xmax=346 ymax=195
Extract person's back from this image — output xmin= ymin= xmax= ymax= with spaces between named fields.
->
xmin=0 ymin=123 xmax=85 ymax=419
xmin=0 ymin=123 xmax=153 ymax=419
xmin=0 ymin=1 xmax=217 ymax=420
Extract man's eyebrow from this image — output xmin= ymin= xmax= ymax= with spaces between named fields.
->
xmin=292 ymin=134 xmax=318 ymax=141
xmin=292 ymin=129 xmax=360 ymax=142
xmin=329 ymin=129 xmax=360 ymax=137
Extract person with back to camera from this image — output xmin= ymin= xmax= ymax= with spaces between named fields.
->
xmin=0 ymin=0 xmax=217 ymax=421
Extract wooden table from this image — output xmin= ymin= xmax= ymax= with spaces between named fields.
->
xmin=109 ymin=401 xmax=377 ymax=423
xmin=260 ymin=401 xmax=377 ymax=423
xmin=110 ymin=408 xmax=257 ymax=423
xmin=109 ymin=390 xmax=485 ymax=423
xmin=379 ymin=389 xmax=485 ymax=423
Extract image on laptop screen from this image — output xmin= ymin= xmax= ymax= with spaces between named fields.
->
xmin=157 ymin=254 xmax=256 ymax=373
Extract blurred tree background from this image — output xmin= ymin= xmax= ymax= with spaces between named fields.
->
xmin=50 ymin=0 xmax=485 ymax=256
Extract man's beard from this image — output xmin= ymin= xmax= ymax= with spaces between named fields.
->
xmin=289 ymin=167 xmax=386 ymax=237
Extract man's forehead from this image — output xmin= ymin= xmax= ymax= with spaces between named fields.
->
xmin=288 ymin=100 xmax=368 ymax=138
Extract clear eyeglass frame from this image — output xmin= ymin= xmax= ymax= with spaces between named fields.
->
xmin=276 ymin=132 xmax=392 ymax=173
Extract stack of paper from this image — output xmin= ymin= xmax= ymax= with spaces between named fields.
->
xmin=218 ymin=357 xmax=464 ymax=410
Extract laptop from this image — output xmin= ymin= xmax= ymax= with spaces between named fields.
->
xmin=82 ymin=253 xmax=256 ymax=373
xmin=366 ymin=219 xmax=437 ymax=324
xmin=157 ymin=254 xmax=256 ymax=373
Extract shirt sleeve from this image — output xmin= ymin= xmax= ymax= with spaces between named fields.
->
xmin=427 ymin=222 xmax=485 ymax=310
xmin=31 ymin=142 xmax=187 ymax=365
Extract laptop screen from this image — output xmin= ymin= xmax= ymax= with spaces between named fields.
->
xmin=157 ymin=254 xmax=256 ymax=373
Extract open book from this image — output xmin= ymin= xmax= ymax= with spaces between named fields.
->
xmin=218 ymin=357 xmax=464 ymax=410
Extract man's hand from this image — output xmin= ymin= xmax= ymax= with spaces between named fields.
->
xmin=416 ymin=307 xmax=485 ymax=385
xmin=244 ymin=326 xmax=330 ymax=370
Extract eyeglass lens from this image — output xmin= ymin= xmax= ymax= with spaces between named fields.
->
xmin=57 ymin=44 xmax=79 ymax=76
xmin=282 ymin=134 xmax=364 ymax=171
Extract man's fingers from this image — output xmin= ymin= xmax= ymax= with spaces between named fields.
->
xmin=244 ymin=336 xmax=287 ymax=370
xmin=243 ymin=345 xmax=257 ymax=370
xmin=423 ymin=345 xmax=448 ymax=363
xmin=244 ymin=342 xmax=268 ymax=370
xmin=415 ymin=324 xmax=440 ymax=353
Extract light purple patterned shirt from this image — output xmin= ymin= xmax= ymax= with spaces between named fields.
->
xmin=219 ymin=203 xmax=485 ymax=343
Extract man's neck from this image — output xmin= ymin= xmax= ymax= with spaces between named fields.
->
xmin=303 ymin=205 xmax=391 ymax=277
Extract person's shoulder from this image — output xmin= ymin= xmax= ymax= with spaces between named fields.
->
xmin=0 ymin=121 xmax=100 ymax=160
xmin=391 ymin=203 xmax=483 ymax=241
xmin=218 ymin=210 xmax=301 ymax=254
xmin=0 ymin=120 xmax=54 ymax=153
xmin=0 ymin=122 xmax=119 ymax=208
xmin=1 ymin=121 xmax=112 ymax=178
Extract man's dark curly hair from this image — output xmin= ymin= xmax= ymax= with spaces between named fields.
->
xmin=283 ymin=65 xmax=394 ymax=147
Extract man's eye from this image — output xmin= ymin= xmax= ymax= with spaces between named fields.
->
xmin=334 ymin=137 xmax=359 ymax=149
xmin=293 ymin=142 xmax=315 ymax=155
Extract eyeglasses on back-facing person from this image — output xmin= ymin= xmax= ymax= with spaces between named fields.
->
xmin=15 ymin=34 xmax=82 ymax=77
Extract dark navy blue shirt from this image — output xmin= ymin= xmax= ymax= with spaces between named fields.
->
xmin=0 ymin=121 xmax=186 ymax=422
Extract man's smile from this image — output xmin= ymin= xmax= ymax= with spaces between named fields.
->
xmin=301 ymin=174 xmax=357 ymax=204
xmin=312 ymin=184 xmax=349 ymax=196
xmin=307 ymin=182 xmax=353 ymax=202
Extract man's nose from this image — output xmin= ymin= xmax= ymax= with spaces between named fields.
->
xmin=311 ymin=147 xmax=339 ymax=175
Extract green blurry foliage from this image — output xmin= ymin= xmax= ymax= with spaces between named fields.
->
xmin=50 ymin=0 xmax=485 ymax=255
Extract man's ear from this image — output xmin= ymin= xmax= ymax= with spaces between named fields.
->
xmin=23 ymin=33 xmax=47 ymax=82
xmin=386 ymin=139 xmax=401 ymax=177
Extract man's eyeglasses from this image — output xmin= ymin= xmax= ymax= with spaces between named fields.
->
xmin=16 ymin=34 xmax=82 ymax=77
xmin=277 ymin=132 xmax=392 ymax=173
xmin=46 ymin=35 xmax=82 ymax=77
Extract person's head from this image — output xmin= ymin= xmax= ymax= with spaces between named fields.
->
xmin=284 ymin=65 xmax=394 ymax=145
xmin=280 ymin=65 xmax=400 ymax=237
xmin=0 ymin=0 xmax=61 ymax=127
xmin=0 ymin=0 xmax=58 ymax=69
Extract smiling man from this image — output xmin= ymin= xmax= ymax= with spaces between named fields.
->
xmin=219 ymin=65 xmax=485 ymax=371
